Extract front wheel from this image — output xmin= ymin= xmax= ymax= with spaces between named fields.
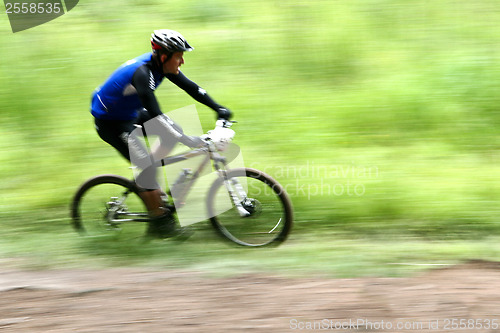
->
xmin=70 ymin=175 xmax=148 ymax=237
xmin=207 ymin=168 xmax=293 ymax=247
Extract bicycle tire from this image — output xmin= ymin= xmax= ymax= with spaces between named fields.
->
xmin=206 ymin=168 xmax=293 ymax=247
xmin=71 ymin=174 xmax=147 ymax=237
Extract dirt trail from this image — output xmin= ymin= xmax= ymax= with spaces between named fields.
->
xmin=1 ymin=260 xmax=500 ymax=332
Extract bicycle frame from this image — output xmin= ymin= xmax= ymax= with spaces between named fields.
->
xmin=153 ymin=143 xmax=228 ymax=207
xmin=108 ymin=146 xmax=222 ymax=225
xmin=155 ymin=141 xmax=251 ymax=219
xmin=155 ymin=148 xmax=212 ymax=208
xmin=111 ymin=122 xmax=249 ymax=225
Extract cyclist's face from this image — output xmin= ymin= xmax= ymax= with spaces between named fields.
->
xmin=163 ymin=52 xmax=184 ymax=75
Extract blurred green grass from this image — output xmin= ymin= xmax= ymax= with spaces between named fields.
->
xmin=0 ymin=0 xmax=499 ymax=276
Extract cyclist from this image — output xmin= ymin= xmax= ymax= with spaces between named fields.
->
xmin=90 ymin=29 xmax=232 ymax=238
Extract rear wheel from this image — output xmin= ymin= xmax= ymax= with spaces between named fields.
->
xmin=71 ymin=175 xmax=148 ymax=237
xmin=207 ymin=168 xmax=293 ymax=247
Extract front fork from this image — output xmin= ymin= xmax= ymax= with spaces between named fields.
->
xmin=219 ymin=171 xmax=251 ymax=217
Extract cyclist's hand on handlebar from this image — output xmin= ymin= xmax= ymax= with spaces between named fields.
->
xmin=216 ymin=107 xmax=232 ymax=120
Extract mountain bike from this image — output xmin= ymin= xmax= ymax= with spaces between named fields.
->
xmin=70 ymin=120 xmax=293 ymax=247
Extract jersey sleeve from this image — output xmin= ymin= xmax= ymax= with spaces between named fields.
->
xmin=131 ymin=65 xmax=163 ymax=118
xmin=166 ymin=71 xmax=222 ymax=111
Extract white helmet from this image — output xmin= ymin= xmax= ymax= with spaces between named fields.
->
xmin=151 ymin=29 xmax=194 ymax=53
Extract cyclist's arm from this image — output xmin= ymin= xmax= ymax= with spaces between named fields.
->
xmin=131 ymin=66 xmax=205 ymax=148
xmin=132 ymin=65 xmax=163 ymax=118
xmin=166 ymin=71 xmax=222 ymax=111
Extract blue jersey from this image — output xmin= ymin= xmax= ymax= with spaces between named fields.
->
xmin=91 ymin=53 xmax=164 ymax=121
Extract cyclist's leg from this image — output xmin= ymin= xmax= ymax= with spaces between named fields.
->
xmin=125 ymin=132 xmax=167 ymax=217
xmin=132 ymin=111 xmax=182 ymax=212
xmin=133 ymin=112 xmax=194 ymax=238
xmin=95 ymin=118 xmax=164 ymax=216
xmin=136 ymin=109 xmax=180 ymax=160
xmin=137 ymin=189 xmax=166 ymax=215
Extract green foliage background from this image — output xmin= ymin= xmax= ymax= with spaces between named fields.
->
xmin=0 ymin=0 xmax=499 ymax=276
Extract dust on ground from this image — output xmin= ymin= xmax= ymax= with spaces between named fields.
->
xmin=1 ymin=260 xmax=499 ymax=332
